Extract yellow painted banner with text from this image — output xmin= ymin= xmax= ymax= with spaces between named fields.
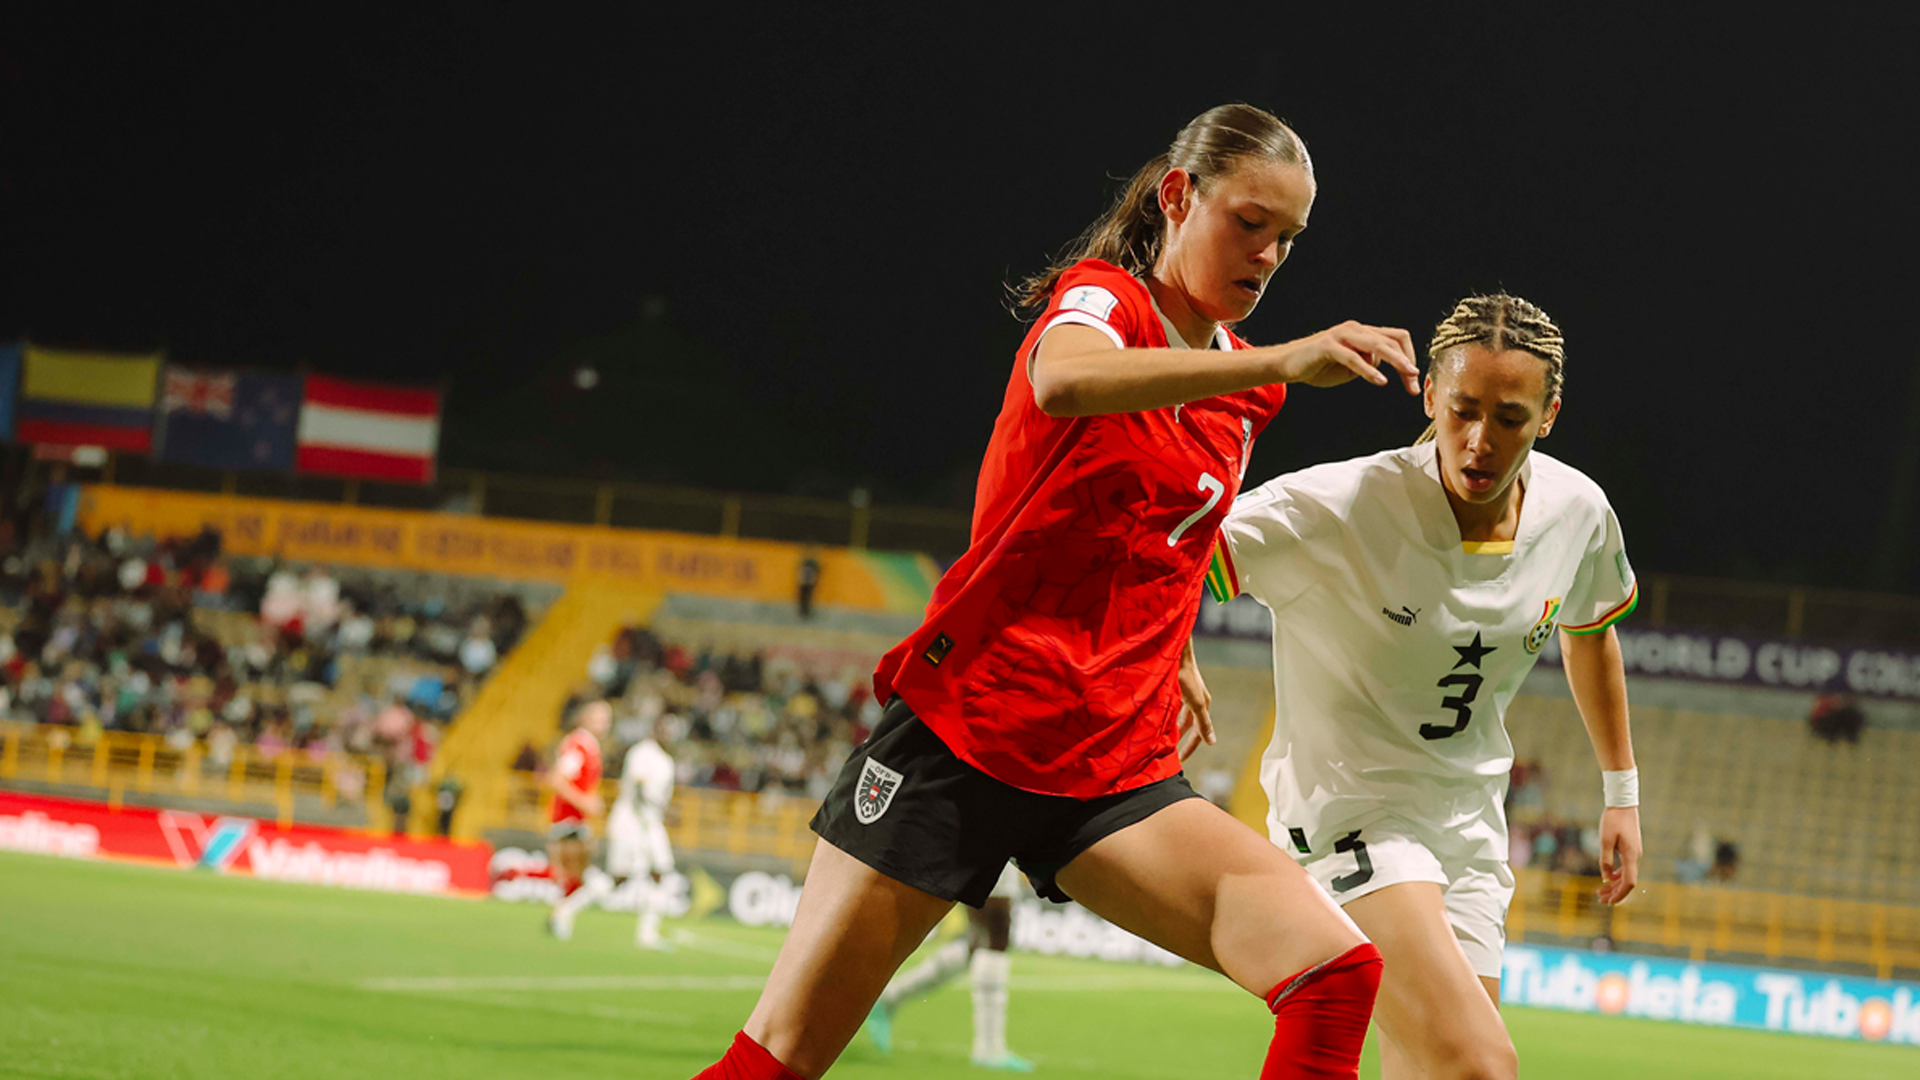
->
xmin=77 ymin=485 xmax=933 ymax=615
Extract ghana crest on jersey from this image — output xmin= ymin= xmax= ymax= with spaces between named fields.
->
xmin=1211 ymin=443 xmax=1636 ymax=862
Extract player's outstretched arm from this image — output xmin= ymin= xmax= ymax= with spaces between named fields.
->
xmin=1030 ymin=321 xmax=1420 ymax=418
xmin=1561 ymin=626 xmax=1642 ymax=905
xmin=1175 ymin=637 xmax=1214 ymax=761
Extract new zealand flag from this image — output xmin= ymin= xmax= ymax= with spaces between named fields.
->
xmin=155 ymin=366 xmax=302 ymax=471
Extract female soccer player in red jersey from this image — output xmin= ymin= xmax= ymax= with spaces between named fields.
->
xmin=695 ymin=104 xmax=1423 ymax=1080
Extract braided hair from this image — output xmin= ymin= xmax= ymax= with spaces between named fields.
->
xmin=1415 ymin=293 xmax=1565 ymax=445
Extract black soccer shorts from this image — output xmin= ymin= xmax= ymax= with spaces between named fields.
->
xmin=548 ymin=820 xmax=592 ymax=843
xmin=810 ymin=696 xmax=1200 ymax=907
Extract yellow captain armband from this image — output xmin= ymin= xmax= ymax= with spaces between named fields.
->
xmin=1204 ymin=538 xmax=1240 ymax=604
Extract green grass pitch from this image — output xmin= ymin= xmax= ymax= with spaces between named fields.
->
xmin=1 ymin=851 xmax=1913 ymax=1079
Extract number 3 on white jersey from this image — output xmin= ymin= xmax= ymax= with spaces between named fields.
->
xmin=1168 ymin=472 xmax=1225 ymax=546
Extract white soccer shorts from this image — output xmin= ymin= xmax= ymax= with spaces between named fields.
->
xmin=1297 ymin=818 xmax=1514 ymax=980
xmin=606 ymin=807 xmax=674 ymax=878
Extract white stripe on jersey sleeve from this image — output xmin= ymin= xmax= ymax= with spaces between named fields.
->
xmin=1037 ymin=311 xmax=1126 ymax=351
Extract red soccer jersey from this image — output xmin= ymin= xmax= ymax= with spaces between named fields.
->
xmin=874 ymin=259 xmax=1287 ymax=798
xmin=549 ymin=728 xmax=603 ymax=824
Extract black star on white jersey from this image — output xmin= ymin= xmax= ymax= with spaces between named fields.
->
xmin=1452 ymin=631 xmax=1497 ymax=670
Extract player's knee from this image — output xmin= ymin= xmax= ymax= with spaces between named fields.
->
xmin=1292 ymin=923 xmax=1372 ymax=978
xmin=1433 ymin=1035 xmax=1516 ymax=1080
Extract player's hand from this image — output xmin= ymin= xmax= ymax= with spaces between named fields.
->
xmin=1264 ymin=321 xmax=1421 ymax=392
xmin=1597 ymin=806 xmax=1642 ymax=905
xmin=583 ymin=793 xmax=606 ymax=817
xmin=1176 ymin=639 xmax=1214 ymax=761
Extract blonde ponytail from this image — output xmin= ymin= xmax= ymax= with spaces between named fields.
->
xmin=1016 ymin=104 xmax=1310 ymax=311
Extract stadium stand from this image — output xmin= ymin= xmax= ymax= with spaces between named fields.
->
xmin=0 ymin=520 xmax=555 ymax=829
xmin=434 ymin=580 xmax=663 ymax=840
xmin=1507 ymin=694 xmax=1920 ymax=906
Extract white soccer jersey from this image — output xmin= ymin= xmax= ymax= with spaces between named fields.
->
xmin=609 ymin=739 xmax=676 ymax=878
xmin=1213 ymin=443 xmax=1636 ymax=865
xmin=616 ymin=739 xmax=675 ymax=821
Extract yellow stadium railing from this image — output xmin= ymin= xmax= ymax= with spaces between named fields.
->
xmin=483 ymin=772 xmax=818 ymax=877
xmin=8 ymin=718 xmax=1918 ymax=979
xmin=0 ymin=722 xmax=392 ymax=831
xmin=482 ymin=776 xmax=1920 ymax=979
xmin=436 ymin=581 xmax=664 ymax=842
xmin=1511 ymin=868 xmax=1920 ymax=981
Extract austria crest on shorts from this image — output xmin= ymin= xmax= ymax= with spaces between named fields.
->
xmin=854 ymin=758 xmax=905 ymax=825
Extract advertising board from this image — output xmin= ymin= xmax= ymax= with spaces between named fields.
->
xmin=0 ymin=791 xmax=491 ymax=896
xmin=1504 ymin=944 xmax=1920 ymax=1045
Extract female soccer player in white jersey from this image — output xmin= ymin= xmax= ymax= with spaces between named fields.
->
xmin=693 ymin=104 xmax=1426 ymax=1080
xmin=607 ymin=721 xmax=676 ymax=950
xmin=1205 ymin=294 xmax=1642 ymax=1080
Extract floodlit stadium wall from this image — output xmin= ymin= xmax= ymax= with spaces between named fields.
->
xmin=75 ymin=484 xmax=940 ymax=615
xmin=1503 ymin=944 xmax=1920 ymax=1046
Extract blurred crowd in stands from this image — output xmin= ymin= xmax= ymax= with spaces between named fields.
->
xmin=530 ymin=624 xmax=1246 ymax=813
xmin=1808 ymin=692 xmax=1866 ymax=744
xmin=1504 ymin=759 xmax=1607 ymax=877
xmin=1507 ymin=758 xmax=1741 ymax=885
xmin=532 ymin=624 xmax=885 ymax=800
xmin=0 ymin=519 xmax=531 ymax=802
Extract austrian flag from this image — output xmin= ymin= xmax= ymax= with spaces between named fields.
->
xmin=295 ymin=375 xmax=442 ymax=484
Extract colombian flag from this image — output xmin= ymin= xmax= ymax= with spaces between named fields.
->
xmin=16 ymin=345 xmax=162 ymax=453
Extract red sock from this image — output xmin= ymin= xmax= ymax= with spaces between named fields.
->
xmin=692 ymin=1030 xmax=805 ymax=1080
xmin=1261 ymin=942 xmax=1383 ymax=1079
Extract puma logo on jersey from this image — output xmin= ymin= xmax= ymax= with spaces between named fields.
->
xmin=1382 ymin=605 xmax=1420 ymax=627
xmin=854 ymin=758 xmax=904 ymax=825
xmin=924 ymin=632 xmax=954 ymax=667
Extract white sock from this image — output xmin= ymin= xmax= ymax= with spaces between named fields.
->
xmin=970 ymin=948 xmax=1010 ymax=1060
xmin=636 ymin=879 xmax=661 ymax=944
xmin=883 ymin=939 xmax=970 ymax=1008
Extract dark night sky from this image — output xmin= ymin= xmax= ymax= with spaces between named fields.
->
xmin=2 ymin=7 xmax=1916 ymax=592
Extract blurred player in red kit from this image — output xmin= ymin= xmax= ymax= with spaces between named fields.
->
xmin=695 ymin=104 xmax=1423 ymax=1080
xmin=545 ymin=700 xmax=609 ymax=941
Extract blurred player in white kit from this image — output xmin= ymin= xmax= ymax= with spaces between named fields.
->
xmin=608 ymin=719 xmax=676 ymax=950
xmin=864 ymin=864 xmax=1031 ymax=1071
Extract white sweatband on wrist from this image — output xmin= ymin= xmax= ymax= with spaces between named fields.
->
xmin=1603 ymin=769 xmax=1639 ymax=808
